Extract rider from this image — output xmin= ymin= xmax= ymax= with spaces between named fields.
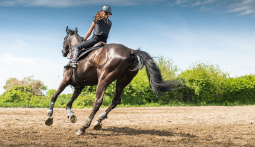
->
xmin=68 ymin=5 xmax=112 ymax=69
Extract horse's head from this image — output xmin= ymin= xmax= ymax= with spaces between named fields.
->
xmin=62 ymin=26 xmax=83 ymax=57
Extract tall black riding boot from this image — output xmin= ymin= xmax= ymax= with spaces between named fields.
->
xmin=70 ymin=48 xmax=79 ymax=69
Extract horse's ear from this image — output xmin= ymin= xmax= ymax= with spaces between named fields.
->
xmin=75 ymin=27 xmax=78 ymax=34
xmin=66 ymin=26 xmax=70 ymax=34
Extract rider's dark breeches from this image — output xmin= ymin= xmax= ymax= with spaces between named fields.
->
xmin=68 ymin=35 xmax=107 ymax=68
xmin=76 ymin=35 xmax=107 ymax=50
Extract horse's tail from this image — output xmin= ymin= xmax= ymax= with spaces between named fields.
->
xmin=133 ymin=49 xmax=180 ymax=95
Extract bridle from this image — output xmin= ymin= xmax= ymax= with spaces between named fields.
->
xmin=63 ymin=33 xmax=80 ymax=57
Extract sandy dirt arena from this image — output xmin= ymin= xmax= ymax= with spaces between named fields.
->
xmin=0 ymin=106 xmax=255 ymax=147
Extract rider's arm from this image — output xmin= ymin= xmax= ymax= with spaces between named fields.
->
xmin=84 ymin=21 xmax=95 ymax=40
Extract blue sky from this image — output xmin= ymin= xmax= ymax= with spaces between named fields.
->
xmin=1 ymin=0 xmax=255 ymax=95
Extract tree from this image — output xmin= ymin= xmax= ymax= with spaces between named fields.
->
xmin=3 ymin=76 xmax=47 ymax=96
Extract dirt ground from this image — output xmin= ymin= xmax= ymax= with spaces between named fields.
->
xmin=0 ymin=106 xmax=255 ymax=147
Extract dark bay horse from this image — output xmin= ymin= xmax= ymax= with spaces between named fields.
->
xmin=45 ymin=26 xmax=179 ymax=135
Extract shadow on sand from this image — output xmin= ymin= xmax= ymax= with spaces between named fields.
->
xmin=97 ymin=126 xmax=196 ymax=138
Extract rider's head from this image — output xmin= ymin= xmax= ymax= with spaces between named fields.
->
xmin=101 ymin=5 xmax=112 ymax=16
xmin=95 ymin=5 xmax=112 ymax=21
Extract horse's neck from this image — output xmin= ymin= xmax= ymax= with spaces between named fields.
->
xmin=70 ymin=35 xmax=81 ymax=47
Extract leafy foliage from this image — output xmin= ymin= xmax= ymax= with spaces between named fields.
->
xmin=177 ymin=62 xmax=255 ymax=105
xmin=0 ymin=85 xmax=49 ymax=107
xmin=222 ymin=75 xmax=255 ymax=104
xmin=177 ymin=62 xmax=228 ymax=103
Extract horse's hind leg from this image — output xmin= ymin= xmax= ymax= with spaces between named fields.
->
xmin=76 ymin=78 xmax=110 ymax=135
xmin=93 ymin=69 xmax=138 ymax=130
xmin=45 ymin=69 xmax=72 ymax=126
xmin=66 ymin=86 xmax=84 ymax=123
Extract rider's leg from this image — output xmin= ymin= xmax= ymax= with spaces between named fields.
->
xmin=68 ymin=38 xmax=99 ymax=69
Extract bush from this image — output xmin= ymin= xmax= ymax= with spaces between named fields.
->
xmin=222 ymin=75 xmax=255 ymax=104
xmin=178 ymin=62 xmax=229 ymax=103
xmin=47 ymin=89 xmax=57 ymax=98
xmin=0 ymin=85 xmax=49 ymax=107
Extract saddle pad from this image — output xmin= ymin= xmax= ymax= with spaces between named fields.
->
xmin=77 ymin=44 xmax=105 ymax=60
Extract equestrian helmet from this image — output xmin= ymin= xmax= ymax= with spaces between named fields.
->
xmin=101 ymin=5 xmax=112 ymax=15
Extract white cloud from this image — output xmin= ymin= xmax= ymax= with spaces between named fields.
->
xmin=0 ymin=0 xmax=163 ymax=7
xmin=176 ymin=0 xmax=188 ymax=5
xmin=192 ymin=0 xmax=215 ymax=6
xmin=174 ymin=0 xmax=255 ymax=17
xmin=175 ymin=0 xmax=215 ymax=7
xmin=198 ymin=6 xmax=213 ymax=11
xmin=228 ymin=0 xmax=255 ymax=16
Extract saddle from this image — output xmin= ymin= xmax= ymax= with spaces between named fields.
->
xmin=77 ymin=41 xmax=106 ymax=60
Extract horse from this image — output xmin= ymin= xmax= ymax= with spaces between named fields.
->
xmin=45 ymin=26 xmax=180 ymax=135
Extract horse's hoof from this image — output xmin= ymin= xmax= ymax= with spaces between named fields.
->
xmin=93 ymin=121 xmax=102 ymax=130
xmin=45 ymin=116 xmax=53 ymax=126
xmin=69 ymin=114 xmax=77 ymax=123
xmin=76 ymin=129 xmax=85 ymax=136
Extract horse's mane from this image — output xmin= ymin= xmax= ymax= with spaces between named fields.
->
xmin=63 ymin=29 xmax=84 ymax=47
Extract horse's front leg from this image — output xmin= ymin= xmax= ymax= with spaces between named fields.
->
xmin=45 ymin=81 xmax=69 ymax=126
xmin=45 ymin=69 xmax=72 ymax=126
xmin=76 ymin=81 xmax=108 ymax=135
xmin=66 ymin=87 xmax=84 ymax=123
